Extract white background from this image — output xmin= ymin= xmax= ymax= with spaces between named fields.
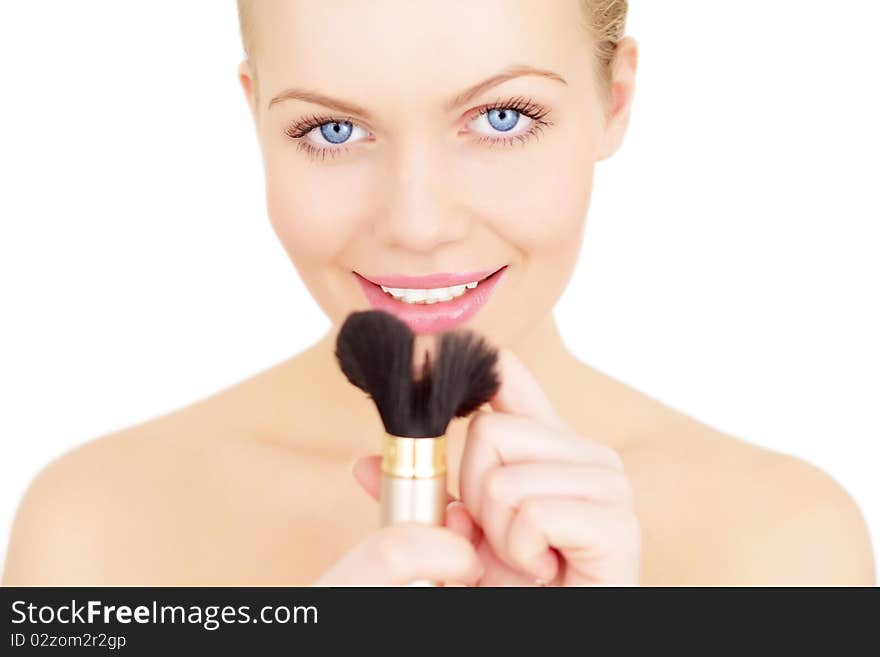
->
xmin=1 ymin=1 xmax=878 ymax=577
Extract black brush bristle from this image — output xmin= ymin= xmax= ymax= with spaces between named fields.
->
xmin=334 ymin=309 xmax=500 ymax=437
xmin=431 ymin=329 xmax=502 ymax=419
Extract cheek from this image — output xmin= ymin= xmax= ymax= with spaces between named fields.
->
xmin=460 ymin=141 xmax=596 ymax=301
xmin=507 ymin=157 xmax=592 ymax=310
xmin=462 ymin=127 xmax=597 ymax=253
xmin=262 ymin=155 xmax=378 ymax=324
xmin=457 ymin=128 xmax=598 ymax=336
xmin=263 ymin=151 xmax=375 ymax=266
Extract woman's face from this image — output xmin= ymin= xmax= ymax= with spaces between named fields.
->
xmin=239 ymin=0 xmax=632 ymax=344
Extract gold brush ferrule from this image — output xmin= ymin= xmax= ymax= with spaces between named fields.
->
xmin=379 ymin=433 xmax=448 ymax=529
xmin=381 ymin=433 xmax=446 ymax=478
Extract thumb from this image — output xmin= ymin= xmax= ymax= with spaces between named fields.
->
xmin=445 ymin=500 xmax=483 ymax=547
xmin=352 ymin=454 xmax=382 ymax=500
xmin=488 ymin=348 xmax=569 ymax=431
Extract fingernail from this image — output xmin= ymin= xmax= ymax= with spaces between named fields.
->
xmin=349 ymin=458 xmax=360 ymax=476
xmin=534 ymin=577 xmax=550 ymax=586
xmin=534 ymin=550 xmax=557 ymax=582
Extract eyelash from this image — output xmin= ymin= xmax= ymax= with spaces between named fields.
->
xmin=283 ymin=95 xmax=553 ymax=162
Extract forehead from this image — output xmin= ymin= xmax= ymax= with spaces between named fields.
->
xmin=252 ymin=0 xmax=591 ymax=109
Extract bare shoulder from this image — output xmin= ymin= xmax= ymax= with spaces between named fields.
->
xmin=712 ymin=443 xmax=876 ymax=585
xmin=573 ymin=364 xmax=875 ymax=584
xmin=604 ymin=380 xmax=877 ymax=585
xmin=2 ymin=354 xmax=364 ymax=585
xmin=2 ymin=415 xmax=194 ymax=584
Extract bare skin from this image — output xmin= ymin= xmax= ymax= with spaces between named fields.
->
xmin=3 ymin=313 xmax=875 ymax=585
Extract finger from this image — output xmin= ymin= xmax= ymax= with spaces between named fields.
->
xmin=485 ymin=462 xmax=634 ymax=509
xmin=478 ymin=462 xmax=634 ymax=574
xmin=488 ymin=348 xmax=569 ymax=431
xmin=315 ymin=524 xmax=484 ymax=587
xmin=352 ymin=455 xmax=382 ymax=501
xmin=460 ymin=411 xmax=625 ymax=523
xmin=506 ymin=498 xmax=641 ymax=585
xmin=444 ymin=500 xmax=483 ymax=547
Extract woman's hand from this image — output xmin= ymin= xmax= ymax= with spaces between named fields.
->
xmin=314 ymin=523 xmax=483 ymax=586
xmin=458 ymin=349 xmax=640 ymax=585
xmin=353 ymin=349 xmax=641 ymax=586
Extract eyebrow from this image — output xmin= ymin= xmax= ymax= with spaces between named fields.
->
xmin=267 ymin=64 xmax=567 ymax=116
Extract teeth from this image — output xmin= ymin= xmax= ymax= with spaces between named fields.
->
xmin=380 ymin=281 xmax=476 ymax=304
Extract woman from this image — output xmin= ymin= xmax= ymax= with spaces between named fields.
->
xmin=3 ymin=0 xmax=875 ymax=586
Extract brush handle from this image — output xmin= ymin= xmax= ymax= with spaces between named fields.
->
xmin=380 ymin=473 xmax=447 ymax=586
xmin=380 ymin=473 xmax=447 ymax=524
xmin=380 ymin=434 xmax=448 ymax=587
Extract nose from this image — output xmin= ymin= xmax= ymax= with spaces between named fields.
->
xmin=373 ymin=139 xmax=470 ymax=253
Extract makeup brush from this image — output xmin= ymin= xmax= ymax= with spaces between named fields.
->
xmin=334 ymin=309 xmax=500 ymax=585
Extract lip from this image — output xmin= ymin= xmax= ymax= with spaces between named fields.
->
xmin=353 ymin=265 xmax=508 ymax=334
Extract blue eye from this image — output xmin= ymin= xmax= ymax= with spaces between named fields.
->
xmin=470 ymin=102 xmax=543 ymax=139
xmin=319 ymin=121 xmax=353 ymax=144
xmin=284 ymin=97 xmax=552 ymax=161
xmin=289 ymin=118 xmax=369 ymax=149
xmin=486 ymin=108 xmax=520 ymax=132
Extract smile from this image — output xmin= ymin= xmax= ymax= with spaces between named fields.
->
xmin=378 ymin=278 xmax=482 ymax=304
xmin=352 ymin=265 xmax=508 ymax=334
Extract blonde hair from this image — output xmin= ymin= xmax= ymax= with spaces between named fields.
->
xmin=235 ymin=0 xmax=257 ymax=63
xmin=236 ymin=0 xmax=628 ymax=98
xmin=579 ymin=0 xmax=628 ymax=96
